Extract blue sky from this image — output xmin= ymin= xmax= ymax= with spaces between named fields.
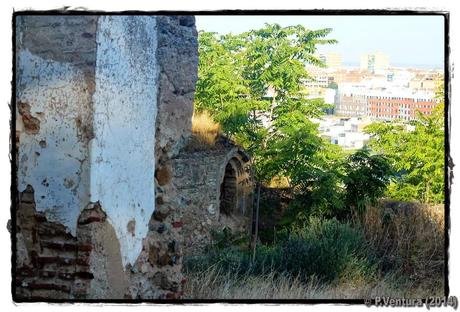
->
xmin=195 ymin=15 xmax=445 ymax=69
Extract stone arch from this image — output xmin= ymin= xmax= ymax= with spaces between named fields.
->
xmin=219 ymin=161 xmax=238 ymax=216
xmin=216 ymin=148 xmax=253 ymax=221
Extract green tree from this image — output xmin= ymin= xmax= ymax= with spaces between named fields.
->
xmin=196 ymin=25 xmax=343 ymax=248
xmin=365 ymin=85 xmax=444 ymax=204
xmin=342 ymin=148 xmax=393 ymax=217
xmin=195 ymin=24 xmax=337 ymax=185
xmin=195 ymin=31 xmax=264 ymax=138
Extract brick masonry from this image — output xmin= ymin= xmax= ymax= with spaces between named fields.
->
xmin=15 ymin=186 xmax=94 ymax=300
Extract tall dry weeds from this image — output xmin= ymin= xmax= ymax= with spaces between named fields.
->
xmin=188 ymin=110 xmax=221 ymax=150
xmin=183 ymin=265 xmax=410 ymax=299
xmin=183 ymin=265 xmax=325 ymax=299
xmin=362 ymin=200 xmax=444 ymax=294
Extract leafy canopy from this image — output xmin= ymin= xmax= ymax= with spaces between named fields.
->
xmin=195 ymin=24 xmax=337 ymax=184
xmin=365 ymin=82 xmax=445 ymax=204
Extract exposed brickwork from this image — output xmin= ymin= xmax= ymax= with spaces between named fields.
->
xmin=15 ymin=186 xmax=94 ymax=300
xmin=17 ymin=101 xmax=40 ymax=135
xmin=76 ymin=202 xmax=129 ymax=299
xmin=127 ymin=177 xmax=186 ymax=298
xmin=77 ymin=202 xmax=107 ymax=225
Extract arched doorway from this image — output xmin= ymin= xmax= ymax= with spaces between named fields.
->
xmin=219 ymin=162 xmax=237 ymax=216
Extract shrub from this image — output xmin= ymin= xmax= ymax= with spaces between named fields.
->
xmin=284 ymin=217 xmax=376 ymax=281
xmin=185 ymin=218 xmax=377 ymax=283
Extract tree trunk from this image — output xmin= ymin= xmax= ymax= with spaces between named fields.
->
xmin=269 ymin=91 xmax=276 ymax=123
xmin=251 ymin=182 xmax=261 ymax=262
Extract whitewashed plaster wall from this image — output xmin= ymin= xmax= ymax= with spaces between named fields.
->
xmin=17 ymin=49 xmax=92 ymax=233
xmin=91 ymin=16 xmax=158 ymax=267
xmin=17 ymin=16 xmax=159 ymax=268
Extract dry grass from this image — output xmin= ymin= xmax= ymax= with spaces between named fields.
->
xmin=188 ymin=110 xmax=221 ymax=150
xmin=183 ymin=266 xmax=407 ymax=299
xmin=362 ymin=200 xmax=444 ymax=294
xmin=267 ymin=176 xmax=291 ymax=188
xmin=183 ymin=266 xmax=324 ymax=299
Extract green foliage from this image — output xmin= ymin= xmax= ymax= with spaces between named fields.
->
xmin=286 ymin=217 xmax=377 ymax=281
xmin=343 ymin=148 xmax=393 ymax=216
xmin=195 ymin=25 xmax=337 ymax=183
xmin=185 ymin=218 xmax=377 ymax=283
xmin=208 ymin=227 xmax=250 ymax=250
xmin=196 ymin=24 xmax=382 ymax=222
xmin=195 ymin=31 xmax=264 ymax=138
xmin=365 ymin=97 xmax=444 ymax=204
xmin=278 ymin=147 xmax=392 ymax=222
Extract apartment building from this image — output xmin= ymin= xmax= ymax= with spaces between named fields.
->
xmin=360 ymin=52 xmax=390 ymax=73
xmin=319 ymin=52 xmax=342 ymax=69
xmin=335 ymin=82 xmax=439 ymax=120
xmin=335 ymin=86 xmax=368 ymax=116
xmin=367 ymin=90 xmax=438 ymax=120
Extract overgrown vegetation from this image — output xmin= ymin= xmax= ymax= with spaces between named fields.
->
xmin=186 ymin=24 xmax=445 ymax=299
xmin=195 ymin=24 xmax=337 ymax=185
xmin=184 ymin=206 xmax=443 ymax=298
xmin=186 ymin=218 xmax=375 ymax=283
xmin=362 ymin=201 xmax=444 ymax=291
xmin=183 ymin=264 xmax=406 ymax=300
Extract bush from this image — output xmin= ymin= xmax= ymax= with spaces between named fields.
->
xmin=276 ymin=148 xmax=393 ymax=223
xmin=342 ymin=148 xmax=393 ymax=218
xmin=185 ymin=218 xmax=377 ymax=283
xmin=184 ymin=206 xmax=444 ymax=298
xmin=283 ymin=217 xmax=376 ymax=281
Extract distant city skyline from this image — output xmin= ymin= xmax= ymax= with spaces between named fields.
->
xmin=195 ymin=15 xmax=445 ymax=70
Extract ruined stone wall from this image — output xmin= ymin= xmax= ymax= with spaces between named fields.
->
xmin=128 ymin=16 xmax=198 ymax=299
xmin=171 ymin=146 xmax=254 ymax=255
xmin=14 ymin=15 xmax=197 ymax=300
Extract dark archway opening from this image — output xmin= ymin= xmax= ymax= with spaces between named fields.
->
xmin=219 ymin=162 xmax=237 ymax=216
